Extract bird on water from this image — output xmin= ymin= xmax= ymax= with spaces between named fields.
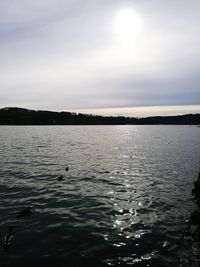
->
xmin=2 ymin=226 xmax=14 ymax=251
xmin=16 ymin=207 xmax=33 ymax=219
xmin=57 ymin=175 xmax=63 ymax=181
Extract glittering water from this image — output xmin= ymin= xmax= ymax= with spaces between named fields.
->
xmin=0 ymin=125 xmax=199 ymax=267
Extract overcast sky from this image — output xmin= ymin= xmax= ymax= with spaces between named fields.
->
xmin=0 ymin=0 xmax=200 ymax=116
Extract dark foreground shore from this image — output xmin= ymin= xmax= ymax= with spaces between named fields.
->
xmin=191 ymin=172 xmax=200 ymax=241
xmin=189 ymin=172 xmax=200 ymax=266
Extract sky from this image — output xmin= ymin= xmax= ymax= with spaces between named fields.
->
xmin=0 ymin=0 xmax=200 ymax=117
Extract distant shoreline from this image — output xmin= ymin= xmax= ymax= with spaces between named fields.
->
xmin=0 ymin=107 xmax=200 ymax=125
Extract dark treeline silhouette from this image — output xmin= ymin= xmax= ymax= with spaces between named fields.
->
xmin=0 ymin=107 xmax=200 ymax=125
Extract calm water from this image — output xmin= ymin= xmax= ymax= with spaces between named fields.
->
xmin=0 ymin=125 xmax=199 ymax=267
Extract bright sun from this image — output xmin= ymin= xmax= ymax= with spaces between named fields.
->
xmin=113 ymin=8 xmax=143 ymax=38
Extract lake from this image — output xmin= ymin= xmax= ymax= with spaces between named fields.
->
xmin=0 ymin=125 xmax=199 ymax=266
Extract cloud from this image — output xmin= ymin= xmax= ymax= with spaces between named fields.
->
xmin=0 ymin=0 xmax=200 ymax=113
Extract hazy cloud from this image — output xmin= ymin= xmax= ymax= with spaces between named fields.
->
xmin=0 ymin=0 xmax=200 ymax=114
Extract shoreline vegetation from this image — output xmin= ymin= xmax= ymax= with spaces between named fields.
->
xmin=0 ymin=107 xmax=200 ymax=125
xmin=191 ymin=172 xmax=200 ymax=242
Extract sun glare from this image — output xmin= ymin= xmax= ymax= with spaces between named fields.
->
xmin=113 ymin=8 xmax=143 ymax=38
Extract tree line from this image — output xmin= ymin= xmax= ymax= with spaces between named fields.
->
xmin=0 ymin=107 xmax=199 ymax=125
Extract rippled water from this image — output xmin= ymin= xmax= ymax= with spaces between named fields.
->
xmin=0 ymin=125 xmax=199 ymax=266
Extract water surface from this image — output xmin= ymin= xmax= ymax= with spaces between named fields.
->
xmin=0 ymin=125 xmax=199 ymax=266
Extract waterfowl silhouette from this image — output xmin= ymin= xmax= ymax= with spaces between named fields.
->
xmin=16 ymin=207 xmax=33 ymax=219
xmin=57 ymin=175 xmax=63 ymax=181
xmin=2 ymin=226 xmax=14 ymax=251
xmin=65 ymin=166 xmax=69 ymax=171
